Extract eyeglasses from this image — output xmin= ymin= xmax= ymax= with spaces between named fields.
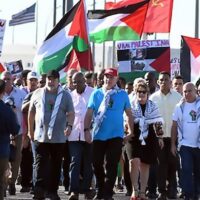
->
xmin=137 ymin=90 xmax=147 ymax=94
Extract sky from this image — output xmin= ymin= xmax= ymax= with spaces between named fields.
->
xmin=0 ymin=0 xmax=198 ymax=48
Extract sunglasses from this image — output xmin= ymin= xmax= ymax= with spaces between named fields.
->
xmin=137 ymin=90 xmax=147 ymax=94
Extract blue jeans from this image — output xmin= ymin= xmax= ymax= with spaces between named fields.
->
xmin=180 ymin=145 xmax=200 ymax=199
xmin=69 ymin=141 xmax=93 ymax=193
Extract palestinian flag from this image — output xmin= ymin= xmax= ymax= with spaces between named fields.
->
xmin=180 ymin=35 xmax=200 ymax=83
xmin=33 ymin=0 xmax=93 ymax=80
xmin=88 ymin=0 xmax=149 ymax=43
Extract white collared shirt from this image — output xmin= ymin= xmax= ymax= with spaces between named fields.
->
xmin=150 ymin=89 xmax=182 ymax=138
xmin=68 ymin=85 xmax=94 ymax=141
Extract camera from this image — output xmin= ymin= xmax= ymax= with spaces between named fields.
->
xmin=5 ymin=97 xmax=16 ymax=109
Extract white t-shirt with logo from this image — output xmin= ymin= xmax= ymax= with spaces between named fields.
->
xmin=173 ymin=102 xmax=199 ymax=147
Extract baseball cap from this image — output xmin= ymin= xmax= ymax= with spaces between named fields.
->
xmin=104 ymin=68 xmax=118 ymax=77
xmin=27 ymin=71 xmax=39 ymax=80
xmin=47 ymin=70 xmax=60 ymax=79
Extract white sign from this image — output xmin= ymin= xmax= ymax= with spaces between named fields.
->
xmin=0 ymin=19 xmax=6 ymax=56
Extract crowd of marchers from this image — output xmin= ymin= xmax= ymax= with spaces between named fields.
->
xmin=0 ymin=68 xmax=199 ymax=200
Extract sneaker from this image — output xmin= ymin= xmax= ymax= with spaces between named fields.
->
xmin=68 ymin=192 xmax=79 ymax=200
xmin=8 ymin=184 xmax=16 ymax=195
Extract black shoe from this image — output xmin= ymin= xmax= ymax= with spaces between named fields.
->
xmin=147 ymin=192 xmax=158 ymax=199
xmin=85 ymin=189 xmax=96 ymax=199
xmin=8 ymin=184 xmax=16 ymax=195
xmin=157 ymin=193 xmax=167 ymax=200
xmin=49 ymin=192 xmax=61 ymax=200
xmin=33 ymin=188 xmax=45 ymax=200
xmin=68 ymin=192 xmax=79 ymax=200
xmin=125 ymin=191 xmax=132 ymax=196
xmin=93 ymin=193 xmax=104 ymax=199
xmin=20 ymin=186 xmax=31 ymax=193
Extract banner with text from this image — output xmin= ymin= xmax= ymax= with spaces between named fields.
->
xmin=117 ymin=40 xmax=170 ymax=74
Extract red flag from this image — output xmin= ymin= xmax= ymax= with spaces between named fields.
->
xmin=68 ymin=0 xmax=89 ymax=45
xmin=180 ymin=36 xmax=200 ymax=83
xmin=105 ymin=0 xmax=143 ymax=9
xmin=65 ymin=48 xmax=93 ymax=72
xmin=0 ymin=62 xmax=5 ymax=73
xmin=143 ymin=0 xmax=173 ymax=33
xmin=105 ymin=0 xmax=173 ymax=33
xmin=150 ymin=48 xmax=170 ymax=72
xmin=68 ymin=0 xmax=93 ymax=71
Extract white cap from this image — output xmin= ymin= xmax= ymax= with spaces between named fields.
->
xmin=27 ymin=71 xmax=39 ymax=80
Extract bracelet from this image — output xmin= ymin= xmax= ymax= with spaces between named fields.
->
xmin=84 ymin=128 xmax=90 ymax=132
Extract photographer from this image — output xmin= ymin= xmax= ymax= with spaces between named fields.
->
xmin=0 ymin=80 xmax=19 ymax=200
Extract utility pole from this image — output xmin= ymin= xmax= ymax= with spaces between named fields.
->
xmin=195 ymin=0 xmax=199 ymax=38
xmin=67 ymin=0 xmax=73 ymax=12
xmin=63 ymin=0 xmax=66 ymax=15
xmin=53 ymin=0 xmax=57 ymax=26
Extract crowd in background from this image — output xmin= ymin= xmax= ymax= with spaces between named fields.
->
xmin=0 ymin=68 xmax=200 ymax=200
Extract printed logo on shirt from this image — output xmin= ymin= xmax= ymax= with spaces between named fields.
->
xmin=189 ymin=110 xmax=197 ymax=121
xmin=48 ymin=99 xmax=55 ymax=111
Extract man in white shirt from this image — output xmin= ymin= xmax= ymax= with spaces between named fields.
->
xmin=171 ymin=82 xmax=200 ymax=200
xmin=150 ymin=71 xmax=182 ymax=199
xmin=68 ymin=72 xmax=94 ymax=200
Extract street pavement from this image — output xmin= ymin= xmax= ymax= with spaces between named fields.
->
xmin=4 ymin=185 xmax=131 ymax=200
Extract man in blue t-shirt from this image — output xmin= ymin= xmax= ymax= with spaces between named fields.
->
xmin=84 ymin=68 xmax=134 ymax=200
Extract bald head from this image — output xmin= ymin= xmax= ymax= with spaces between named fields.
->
xmin=72 ymin=72 xmax=86 ymax=94
xmin=183 ymin=82 xmax=196 ymax=103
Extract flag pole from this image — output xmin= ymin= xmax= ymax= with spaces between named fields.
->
xmin=112 ymin=0 xmax=116 ymax=68
xmin=92 ymin=0 xmax=96 ymax=69
xmin=53 ymin=0 xmax=57 ymax=26
xmin=102 ymin=0 xmax=106 ymax=69
xmin=35 ymin=1 xmax=38 ymax=45
xmin=195 ymin=0 xmax=199 ymax=38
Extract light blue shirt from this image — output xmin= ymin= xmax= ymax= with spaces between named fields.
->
xmin=88 ymin=88 xmax=131 ymax=141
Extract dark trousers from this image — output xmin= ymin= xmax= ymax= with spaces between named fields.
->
xmin=20 ymin=143 xmax=33 ymax=188
xmin=69 ymin=141 xmax=93 ymax=193
xmin=180 ymin=146 xmax=200 ymax=199
xmin=157 ymin=138 xmax=178 ymax=196
xmin=148 ymin=164 xmax=158 ymax=194
xmin=62 ymin=141 xmax=70 ymax=190
xmin=93 ymin=137 xmax=123 ymax=198
xmin=34 ymin=142 xmax=64 ymax=194
xmin=122 ymin=146 xmax=132 ymax=193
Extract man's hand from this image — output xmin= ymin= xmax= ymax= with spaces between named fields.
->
xmin=158 ymin=138 xmax=164 ymax=149
xmin=123 ymin=133 xmax=134 ymax=143
xmin=23 ymin=135 xmax=30 ymax=148
xmin=171 ymin=144 xmax=177 ymax=156
xmin=64 ymin=126 xmax=72 ymax=136
xmin=85 ymin=130 xmax=92 ymax=144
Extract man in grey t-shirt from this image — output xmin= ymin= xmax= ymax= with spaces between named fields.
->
xmin=28 ymin=70 xmax=74 ymax=200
